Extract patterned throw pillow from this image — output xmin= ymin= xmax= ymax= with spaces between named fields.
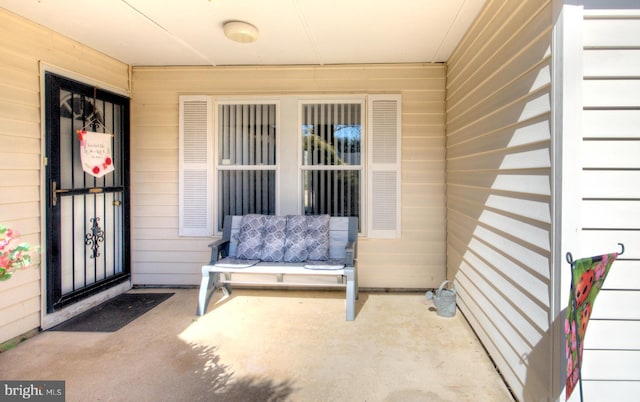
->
xmin=283 ymin=215 xmax=309 ymax=262
xmin=260 ymin=216 xmax=287 ymax=262
xmin=235 ymin=214 xmax=266 ymax=260
xmin=306 ymin=215 xmax=330 ymax=261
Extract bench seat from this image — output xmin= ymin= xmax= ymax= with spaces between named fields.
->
xmin=197 ymin=215 xmax=358 ymax=320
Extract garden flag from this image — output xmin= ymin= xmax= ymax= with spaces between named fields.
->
xmin=565 ymin=251 xmax=618 ymax=399
xmin=77 ymin=130 xmax=114 ymax=178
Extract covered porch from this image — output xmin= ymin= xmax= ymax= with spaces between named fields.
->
xmin=0 ymin=288 xmax=513 ymax=401
xmin=3 ymin=1 xmax=640 ymax=400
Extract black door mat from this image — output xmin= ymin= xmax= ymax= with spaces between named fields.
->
xmin=49 ymin=292 xmax=174 ymax=332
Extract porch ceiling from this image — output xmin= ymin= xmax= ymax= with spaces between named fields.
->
xmin=0 ymin=0 xmax=486 ymax=66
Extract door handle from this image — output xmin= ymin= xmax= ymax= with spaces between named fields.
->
xmin=51 ymin=181 xmax=69 ymax=207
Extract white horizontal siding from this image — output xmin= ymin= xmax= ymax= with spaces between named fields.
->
xmin=583 ymin=110 xmax=640 ymax=138
xmin=583 ymin=80 xmax=640 ymax=107
xmin=577 ymin=6 xmax=640 ymax=399
xmin=580 ymin=232 xmax=640 ymax=259
xmin=583 ymin=17 xmax=640 ymax=47
xmin=582 ymin=140 xmax=640 ymax=168
xmin=0 ymin=8 xmax=130 ymax=344
xmin=581 ymin=201 xmax=640 ymax=228
xmin=582 ymin=351 xmax=640 ymax=380
xmin=588 ymin=290 xmax=640 ymax=320
xmin=581 ymin=171 xmax=640 ymax=198
xmin=579 ymin=381 xmax=640 ymax=402
xmin=446 ymin=1 xmax=554 ymax=400
xmin=583 ymin=49 xmax=640 ymax=78
xmin=583 ymin=320 xmax=640 ymax=349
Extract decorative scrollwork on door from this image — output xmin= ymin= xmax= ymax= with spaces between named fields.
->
xmin=85 ymin=217 xmax=105 ymax=259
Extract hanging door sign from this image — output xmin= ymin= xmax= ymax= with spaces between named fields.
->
xmin=77 ymin=130 xmax=114 ymax=178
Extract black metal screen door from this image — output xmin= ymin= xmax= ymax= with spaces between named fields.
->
xmin=44 ymin=73 xmax=130 ymax=313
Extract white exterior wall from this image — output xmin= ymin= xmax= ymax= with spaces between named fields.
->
xmin=131 ymin=65 xmax=447 ymax=288
xmin=0 ymin=9 xmax=130 ymax=344
xmin=446 ymin=1 xmax=555 ymax=400
xmin=566 ymin=2 xmax=640 ymax=400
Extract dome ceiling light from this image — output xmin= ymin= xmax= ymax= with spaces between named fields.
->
xmin=223 ymin=21 xmax=259 ymax=43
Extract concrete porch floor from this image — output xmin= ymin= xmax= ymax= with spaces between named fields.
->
xmin=0 ymin=288 xmax=514 ymax=401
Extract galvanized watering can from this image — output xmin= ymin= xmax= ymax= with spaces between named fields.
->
xmin=425 ymin=280 xmax=457 ymax=317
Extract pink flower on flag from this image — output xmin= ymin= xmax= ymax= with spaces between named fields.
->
xmin=567 ymin=353 xmax=573 ymax=371
xmin=595 ymin=257 xmax=607 ymax=280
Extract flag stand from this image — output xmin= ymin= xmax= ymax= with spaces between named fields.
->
xmin=565 ymin=243 xmax=624 ymax=402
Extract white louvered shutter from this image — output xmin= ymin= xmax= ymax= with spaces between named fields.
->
xmin=179 ymin=95 xmax=213 ymax=236
xmin=367 ymin=95 xmax=401 ymax=238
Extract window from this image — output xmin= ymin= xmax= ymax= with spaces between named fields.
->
xmin=179 ymin=94 xmax=401 ymax=238
xmin=215 ymin=102 xmax=278 ymax=231
xmin=300 ymin=102 xmax=363 ymax=221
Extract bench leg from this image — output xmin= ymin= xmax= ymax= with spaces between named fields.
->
xmin=222 ymin=273 xmax=232 ymax=297
xmin=197 ymin=270 xmax=233 ymax=316
xmin=197 ymin=270 xmax=215 ymax=316
xmin=345 ymin=267 xmax=357 ymax=321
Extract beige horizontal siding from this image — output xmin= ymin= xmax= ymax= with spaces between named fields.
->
xmin=447 ymin=0 xmax=550 ymax=99
xmin=0 ymin=8 xmax=130 ymax=344
xmin=446 ymin=1 xmax=553 ymax=400
xmin=131 ymin=63 xmax=447 ymax=288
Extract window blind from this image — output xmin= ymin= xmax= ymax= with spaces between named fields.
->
xmin=217 ymin=103 xmax=277 ymax=230
xmin=301 ymin=102 xmax=362 ymax=219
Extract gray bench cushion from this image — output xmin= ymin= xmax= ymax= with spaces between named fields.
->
xmin=235 ymin=214 xmax=331 ymax=263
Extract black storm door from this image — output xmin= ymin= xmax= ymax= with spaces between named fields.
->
xmin=44 ymin=73 xmax=130 ymax=312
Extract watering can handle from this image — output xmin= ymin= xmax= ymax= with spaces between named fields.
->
xmin=437 ymin=280 xmax=452 ymax=296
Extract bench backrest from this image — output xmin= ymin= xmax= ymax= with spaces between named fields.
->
xmin=223 ymin=215 xmax=357 ymax=260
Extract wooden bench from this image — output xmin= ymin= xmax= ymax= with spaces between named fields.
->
xmin=197 ymin=215 xmax=359 ymax=320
